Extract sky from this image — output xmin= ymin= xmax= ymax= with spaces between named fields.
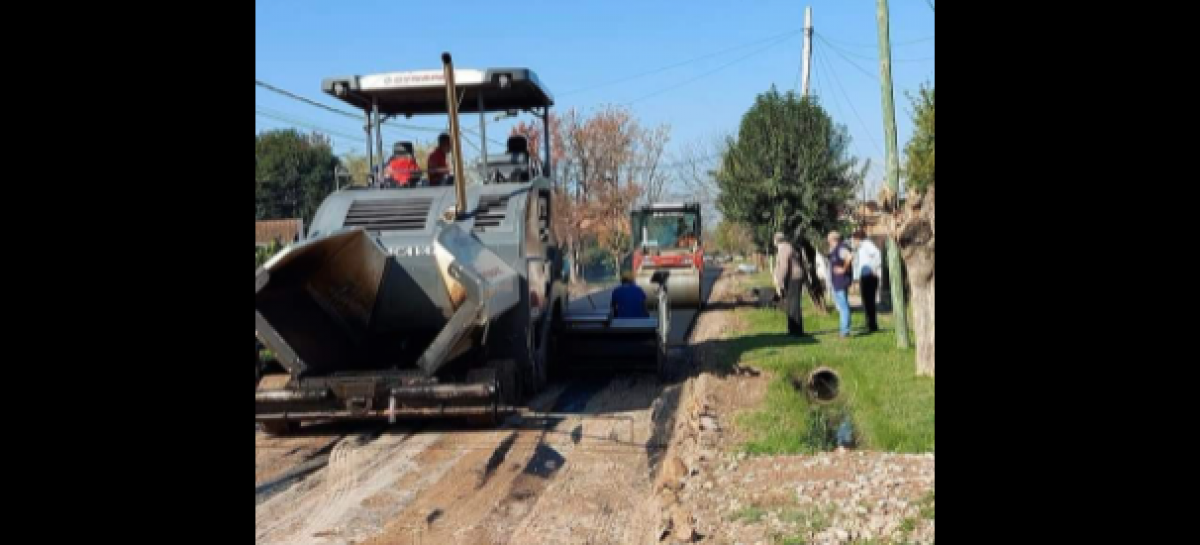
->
xmin=256 ymin=0 xmax=934 ymax=195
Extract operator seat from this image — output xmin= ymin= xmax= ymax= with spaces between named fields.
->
xmin=486 ymin=135 xmax=531 ymax=183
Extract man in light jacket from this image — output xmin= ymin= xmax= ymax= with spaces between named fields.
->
xmin=773 ymin=232 xmax=807 ymax=336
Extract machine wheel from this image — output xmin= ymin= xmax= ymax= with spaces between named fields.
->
xmin=524 ymin=312 xmax=552 ymax=396
xmin=260 ymin=420 xmax=298 ymax=436
xmin=496 ymin=359 xmax=522 ymax=406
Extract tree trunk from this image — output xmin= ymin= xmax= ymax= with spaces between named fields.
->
xmin=897 ymin=187 xmax=934 ymax=376
xmin=909 ymin=269 xmax=934 ymax=376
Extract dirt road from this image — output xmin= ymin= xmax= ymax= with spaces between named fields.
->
xmin=254 ymin=268 xmax=732 ymax=545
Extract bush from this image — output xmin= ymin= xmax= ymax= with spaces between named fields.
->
xmin=256 ymin=239 xmax=283 ymax=268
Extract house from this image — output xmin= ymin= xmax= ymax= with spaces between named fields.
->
xmin=256 ymin=219 xmax=304 ymax=248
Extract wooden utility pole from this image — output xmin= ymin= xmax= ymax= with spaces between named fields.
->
xmin=876 ymin=0 xmax=911 ymax=348
xmin=801 ymin=6 xmax=813 ymax=97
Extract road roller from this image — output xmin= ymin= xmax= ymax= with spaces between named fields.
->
xmin=631 ymin=203 xmax=704 ymax=310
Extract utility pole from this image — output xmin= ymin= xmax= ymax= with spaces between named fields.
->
xmin=876 ymin=0 xmax=910 ymax=348
xmin=801 ymin=6 xmax=813 ymax=97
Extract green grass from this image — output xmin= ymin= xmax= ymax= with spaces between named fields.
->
xmin=731 ymin=505 xmax=766 ymax=523
xmin=726 ymin=277 xmax=935 ymax=454
xmin=746 ymin=269 xmax=773 ymax=288
xmin=770 ymin=505 xmax=835 ymax=545
xmin=917 ymin=490 xmax=935 ymax=520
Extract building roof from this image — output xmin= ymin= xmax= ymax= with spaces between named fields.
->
xmin=256 ymin=219 xmax=303 ymax=245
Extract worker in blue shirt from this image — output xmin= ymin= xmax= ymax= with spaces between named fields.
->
xmin=611 ymin=271 xmax=649 ymax=318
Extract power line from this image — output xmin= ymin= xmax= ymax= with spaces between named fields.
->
xmin=255 ymin=107 xmax=367 ymax=144
xmin=627 ymin=32 xmax=802 ymax=105
xmin=816 ymin=46 xmax=884 ymax=158
xmin=793 ymin=50 xmax=805 ymax=94
xmin=254 ymin=104 xmax=503 ymax=168
xmin=256 ymin=80 xmax=361 ymax=120
xmin=815 ymin=34 xmax=935 ymax=63
xmin=265 ymin=103 xmax=412 ymax=142
xmin=254 ymin=123 xmax=360 ymax=154
xmin=255 ymin=79 xmax=497 ymax=141
xmin=255 ymin=104 xmax=422 ymax=149
xmin=815 ymin=32 xmax=935 ymax=49
xmin=813 ymin=38 xmax=824 ymax=98
xmin=812 ymin=48 xmax=868 ymax=164
xmin=815 ymin=35 xmax=880 ymax=82
xmin=559 ymin=28 xmax=804 ymax=97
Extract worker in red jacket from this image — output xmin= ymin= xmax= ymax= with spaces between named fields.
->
xmin=426 ymin=133 xmax=453 ymax=186
xmin=385 ymin=142 xmax=421 ymax=188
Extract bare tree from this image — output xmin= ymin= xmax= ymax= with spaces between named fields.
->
xmin=547 ymin=106 xmax=671 ymax=280
xmin=674 ymin=135 xmax=726 ymax=230
xmin=633 ymin=124 xmax=671 ymax=205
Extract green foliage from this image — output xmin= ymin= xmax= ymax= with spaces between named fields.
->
xmin=716 ymin=88 xmax=864 ymax=250
xmin=340 ymin=153 xmax=370 ymax=187
xmin=904 ymin=85 xmax=934 ymax=195
xmin=255 ymin=239 xmax=283 ymax=269
xmin=256 ymin=129 xmax=340 ymax=221
xmin=712 ymin=221 xmax=756 ymax=256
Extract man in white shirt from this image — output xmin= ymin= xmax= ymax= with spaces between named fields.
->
xmin=852 ymin=231 xmax=882 ymax=332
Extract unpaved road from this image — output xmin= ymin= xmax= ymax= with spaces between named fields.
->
xmin=255 ymin=268 xmax=730 ymax=545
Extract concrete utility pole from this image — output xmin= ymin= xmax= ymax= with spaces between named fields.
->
xmin=801 ymin=6 xmax=813 ymax=97
xmin=876 ymin=0 xmax=910 ymax=348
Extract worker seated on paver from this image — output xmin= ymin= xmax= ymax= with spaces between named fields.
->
xmin=611 ymin=271 xmax=649 ymax=319
xmin=427 ymin=133 xmax=454 ymax=186
xmin=384 ymin=141 xmax=422 ymax=188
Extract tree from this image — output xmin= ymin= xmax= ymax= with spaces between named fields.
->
xmin=341 ymin=153 xmax=370 ymax=187
xmin=548 ymin=106 xmax=670 ymax=280
xmin=511 ymin=121 xmax=544 ymax=174
xmin=716 ymin=88 xmax=865 ymax=312
xmin=675 ymin=135 xmax=726 ymax=233
xmin=634 ymin=124 xmax=672 ymax=206
xmin=255 ymin=129 xmax=340 ymax=221
xmin=905 ymin=86 xmax=935 ymax=195
xmin=895 ymin=84 xmax=935 ymax=376
xmin=711 ymin=221 xmax=755 ymax=256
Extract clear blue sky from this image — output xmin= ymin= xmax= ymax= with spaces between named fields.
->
xmin=256 ymin=0 xmax=934 ymax=192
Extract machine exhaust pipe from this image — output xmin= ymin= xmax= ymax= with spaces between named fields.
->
xmin=442 ymin=52 xmax=468 ymax=218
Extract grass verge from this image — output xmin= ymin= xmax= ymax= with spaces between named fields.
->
xmin=726 ymin=276 xmax=935 ymax=454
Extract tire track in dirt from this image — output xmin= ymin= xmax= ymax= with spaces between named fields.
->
xmin=255 ymin=427 xmax=445 ymax=544
xmin=359 ymin=385 xmax=576 ymax=545
xmin=504 ymin=375 xmax=666 ymax=545
xmin=255 ymin=431 xmax=343 ymax=488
